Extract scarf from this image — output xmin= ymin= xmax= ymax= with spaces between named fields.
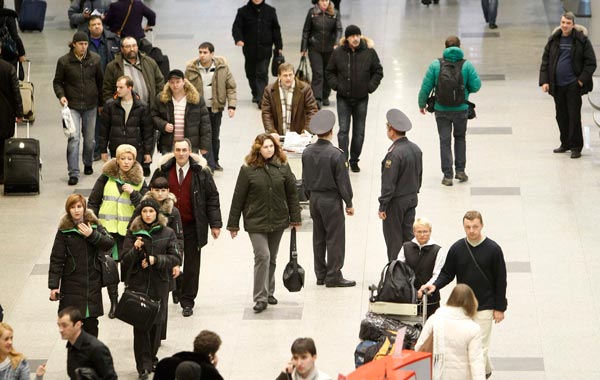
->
xmin=278 ymin=79 xmax=295 ymax=133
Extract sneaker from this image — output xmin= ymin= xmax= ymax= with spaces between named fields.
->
xmin=350 ymin=163 xmax=360 ymax=173
xmin=455 ymin=172 xmax=469 ymax=182
xmin=441 ymin=177 xmax=453 ymax=186
xmin=84 ymin=166 xmax=93 ymax=175
xmin=322 ymin=98 xmax=330 ymax=106
xmin=68 ymin=177 xmax=78 ymax=186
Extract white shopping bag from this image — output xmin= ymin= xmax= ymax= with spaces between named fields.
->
xmin=62 ymin=105 xmax=76 ymax=138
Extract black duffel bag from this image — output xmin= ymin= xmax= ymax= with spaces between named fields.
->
xmin=114 ymin=289 xmax=160 ymax=331
xmin=282 ymin=227 xmax=305 ymax=292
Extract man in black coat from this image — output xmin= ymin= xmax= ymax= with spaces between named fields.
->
xmin=0 ymin=48 xmax=23 ymax=184
xmin=57 ymin=307 xmax=117 ymax=380
xmin=151 ymin=139 xmax=222 ymax=317
xmin=539 ymin=11 xmax=596 ymax=159
xmin=99 ymin=75 xmax=154 ymax=164
xmin=232 ymin=0 xmax=283 ymax=105
xmin=326 ymin=25 xmax=383 ymax=172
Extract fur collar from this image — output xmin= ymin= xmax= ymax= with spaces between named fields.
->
xmin=58 ymin=209 xmax=99 ymax=230
xmin=551 ymin=24 xmax=588 ymax=39
xmin=338 ymin=35 xmax=374 ymax=49
xmin=159 ymin=152 xmax=209 ymax=172
xmin=159 ymin=79 xmax=200 ymax=104
xmin=185 ymin=56 xmax=229 ymax=72
xmin=101 ymin=158 xmax=144 ymax=185
xmin=129 ymin=213 xmax=168 ymax=233
xmin=141 ymin=192 xmax=176 ymax=214
xmin=312 ymin=3 xmax=335 ymax=16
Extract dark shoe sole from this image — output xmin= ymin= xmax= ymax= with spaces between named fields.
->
xmin=553 ymin=147 xmax=569 ymax=153
xmin=571 ymin=152 xmax=581 ymax=159
xmin=325 ymin=281 xmax=356 ymax=288
xmin=267 ymin=296 xmax=278 ymax=305
xmin=253 ymin=302 xmax=268 ymax=313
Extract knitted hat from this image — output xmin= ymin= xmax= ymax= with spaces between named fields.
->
xmin=139 ymin=198 xmax=160 ymax=214
xmin=344 ymin=25 xmax=362 ymax=38
xmin=72 ymin=31 xmax=88 ymax=43
xmin=115 ymin=144 xmax=137 ymax=160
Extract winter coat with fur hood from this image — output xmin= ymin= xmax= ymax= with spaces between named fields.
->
xmin=415 ymin=306 xmax=485 ymax=380
xmin=99 ymin=92 xmax=154 ymax=157
xmin=539 ymin=24 xmax=597 ymax=96
xmin=326 ymin=36 xmax=383 ymax=99
xmin=301 ymin=3 xmax=342 ymax=53
xmin=152 ymin=80 xmax=211 ymax=153
xmin=130 ymin=191 xmax=184 ymax=252
xmin=122 ymin=213 xmax=181 ymax=323
xmin=184 ymin=56 xmax=237 ymax=113
xmin=48 ymin=209 xmax=115 ymax=318
xmin=151 ymin=153 xmax=222 ymax=248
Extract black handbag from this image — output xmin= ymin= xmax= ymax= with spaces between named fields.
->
xmin=114 ymin=252 xmax=160 ymax=331
xmin=426 ymin=90 xmax=435 ymax=113
xmin=98 ymin=253 xmax=119 ymax=287
xmin=282 ymin=227 xmax=305 ymax=292
xmin=295 ymin=56 xmax=311 ymax=83
xmin=271 ymin=48 xmax=285 ymax=77
xmin=467 ymin=100 xmax=476 ymax=119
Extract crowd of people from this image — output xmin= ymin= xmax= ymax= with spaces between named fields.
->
xmin=0 ymin=0 xmax=597 ymax=379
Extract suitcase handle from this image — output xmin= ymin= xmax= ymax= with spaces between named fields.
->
xmin=16 ymin=60 xmax=31 ymax=82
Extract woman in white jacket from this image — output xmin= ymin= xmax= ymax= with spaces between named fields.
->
xmin=415 ymin=284 xmax=486 ymax=380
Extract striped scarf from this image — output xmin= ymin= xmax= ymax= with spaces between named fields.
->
xmin=278 ymin=80 xmax=295 ymax=133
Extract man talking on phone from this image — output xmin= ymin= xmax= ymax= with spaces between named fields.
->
xmin=276 ymin=338 xmax=332 ymax=380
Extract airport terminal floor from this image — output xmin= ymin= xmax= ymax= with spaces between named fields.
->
xmin=2 ymin=0 xmax=600 ymax=379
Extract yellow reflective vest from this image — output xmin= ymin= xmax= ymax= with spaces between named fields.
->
xmin=98 ymin=176 xmax=142 ymax=236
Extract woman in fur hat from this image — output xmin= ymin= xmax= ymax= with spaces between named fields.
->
xmin=88 ymin=143 xmax=148 ymax=318
xmin=48 ymin=194 xmax=114 ymax=337
xmin=122 ymin=198 xmax=181 ymax=380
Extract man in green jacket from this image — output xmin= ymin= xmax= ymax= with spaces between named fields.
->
xmin=418 ymin=36 xmax=481 ymax=186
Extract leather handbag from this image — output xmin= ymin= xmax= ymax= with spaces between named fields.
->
xmin=98 ymin=253 xmax=119 ymax=287
xmin=282 ymin=227 xmax=305 ymax=292
xmin=271 ymin=48 xmax=285 ymax=77
xmin=295 ymin=56 xmax=311 ymax=84
xmin=114 ymin=253 xmax=160 ymax=331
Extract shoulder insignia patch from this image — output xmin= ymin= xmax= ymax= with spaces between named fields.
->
xmin=344 ymin=161 xmax=349 ymax=168
xmin=385 ymin=160 xmax=392 ymax=169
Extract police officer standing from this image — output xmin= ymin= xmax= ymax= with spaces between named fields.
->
xmin=378 ymin=109 xmax=423 ymax=262
xmin=302 ymin=110 xmax=355 ymax=287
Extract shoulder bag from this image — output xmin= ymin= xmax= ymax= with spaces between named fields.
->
xmin=115 ymin=0 xmax=134 ymax=37
xmin=295 ymin=56 xmax=311 ymax=83
xmin=114 ymin=244 xmax=161 ymax=331
xmin=271 ymin=48 xmax=285 ymax=77
xmin=282 ymin=227 xmax=305 ymax=292
xmin=463 ymin=238 xmax=492 ymax=288
xmin=0 ymin=18 xmax=18 ymax=59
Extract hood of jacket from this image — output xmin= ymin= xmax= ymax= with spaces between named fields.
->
xmin=311 ymin=3 xmax=335 ymax=16
xmin=159 ymin=79 xmax=200 ymax=104
xmin=338 ymin=35 xmax=374 ymax=50
xmin=141 ymin=191 xmax=177 ymax=215
xmin=129 ymin=212 xmax=168 ymax=232
xmin=101 ymin=158 xmax=144 ymax=185
xmin=58 ymin=209 xmax=100 ymax=230
xmin=159 ymin=152 xmax=209 ymax=171
xmin=551 ymin=24 xmax=589 ymax=40
xmin=442 ymin=46 xmax=464 ymax=62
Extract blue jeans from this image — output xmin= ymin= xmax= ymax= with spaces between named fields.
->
xmin=481 ymin=0 xmax=498 ymax=23
xmin=435 ymin=110 xmax=468 ymax=179
xmin=67 ymin=108 xmax=96 ymax=178
xmin=336 ymin=95 xmax=368 ymax=165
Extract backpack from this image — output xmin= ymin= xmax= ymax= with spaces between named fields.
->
xmin=374 ymin=260 xmax=417 ymax=304
xmin=435 ymin=58 xmax=465 ymax=107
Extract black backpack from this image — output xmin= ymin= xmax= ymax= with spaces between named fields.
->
xmin=435 ymin=58 xmax=465 ymax=107
xmin=374 ymin=260 xmax=416 ymax=303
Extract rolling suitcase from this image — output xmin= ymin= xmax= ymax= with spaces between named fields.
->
xmin=17 ymin=61 xmax=35 ymax=123
xmin=18 ymin=0 xmax=47 ymax=32
xmin=4 ymin=122 xmax=40 ymax=195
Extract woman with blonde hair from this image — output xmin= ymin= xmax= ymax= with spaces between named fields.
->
xmin=227 ymin=133 xmax=301 ymax=313
xmin=415 ymin=284 xmax=485 ymax=380
xmin=0 ymin=322 xmax=45 ymax=380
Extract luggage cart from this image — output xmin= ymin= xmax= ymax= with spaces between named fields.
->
xmin=280 ymin=133 xmax=314 ymax=206
xmin=368 ymin=285 xmax=429 ymax=325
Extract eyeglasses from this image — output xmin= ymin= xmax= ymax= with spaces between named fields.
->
xmin=414 ymin=230 xmax=431 ymax=235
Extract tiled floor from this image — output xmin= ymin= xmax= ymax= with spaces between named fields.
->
xmin=1 ymin=0 xmax=600 ymax=379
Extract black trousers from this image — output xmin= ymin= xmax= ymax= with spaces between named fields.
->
xmin=310 ymin=193 xmax=346 ymax=283
xmin=0 ymin=137 xmax=6 ymax=181
xmin=553 ymin=82 xmax=583 ymax=152
xmin=82 ymin=317 xmax=99 ymax=337
xmin=382 ymin=196 xmax=418 ymax=262
xmin=308 ymin=50 xmax=333 ymax=101
xmin=206 ymin=109 xmax=223 ymax=168
xmin=179 ymin=223 xmax=201 ymax=308
xmin=244 ymin=54 xmax=270 ymax=101
xmin=133 ymin=324 xmax=161 ymax=373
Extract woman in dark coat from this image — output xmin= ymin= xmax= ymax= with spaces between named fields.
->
xmin=0 ymin=0 xmax=26 ymax=78
xmin=48 ymin=194 xmax=115 ymax=337
xmin=301 ymin=0 xmax=342 ymax=107
xmin=122 ymin=198 xmax=181 ymax=380
xmin=227 ymin=133 xmax=301 ymax=314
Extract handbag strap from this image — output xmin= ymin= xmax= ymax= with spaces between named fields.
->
xmin=289 ymin=227 xmax=297 ymax=264
xmin=116 ymin=0 xmax=134 ymax=37
xmin=463 ymin=238 xmax=492 ymax=288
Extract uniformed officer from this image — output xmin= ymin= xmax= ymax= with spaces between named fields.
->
xmin=378 ymin=109 xmax=423 ymax=262
xmin=302 ymin=110 xmax=355 ymax=287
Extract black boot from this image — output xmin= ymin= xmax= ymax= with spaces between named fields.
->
xmin=107 ymin=284 xmax=119 ymax=319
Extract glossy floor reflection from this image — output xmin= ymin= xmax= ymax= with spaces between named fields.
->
xmin=1 ymin=0 xmax=600 ymax=379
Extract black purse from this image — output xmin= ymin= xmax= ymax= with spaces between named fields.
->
xmin=98 ymin=251 xmax=119 ymax=287
xmin=114 ymin=247 xmax=161 ymax=331
xmin=426 ymin=90 xmax=435 ymax=113
xmin=467 ymin=100 xmax=476 ymax=119
xmin=295 ymin=56 xmax=311 ymax=83
xmin=282 ymin=227 xmax=305 ymax=292
xmin=271 ymin=48 xmax=285 ymax=77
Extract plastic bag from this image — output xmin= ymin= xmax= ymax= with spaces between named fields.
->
xmin=359 ymin=312 xmax=422 ymax=349
xmin=282 ymin=131 xmax=313 ymax=153
xmin=62 ymin=105 xmax=77 ymax=138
